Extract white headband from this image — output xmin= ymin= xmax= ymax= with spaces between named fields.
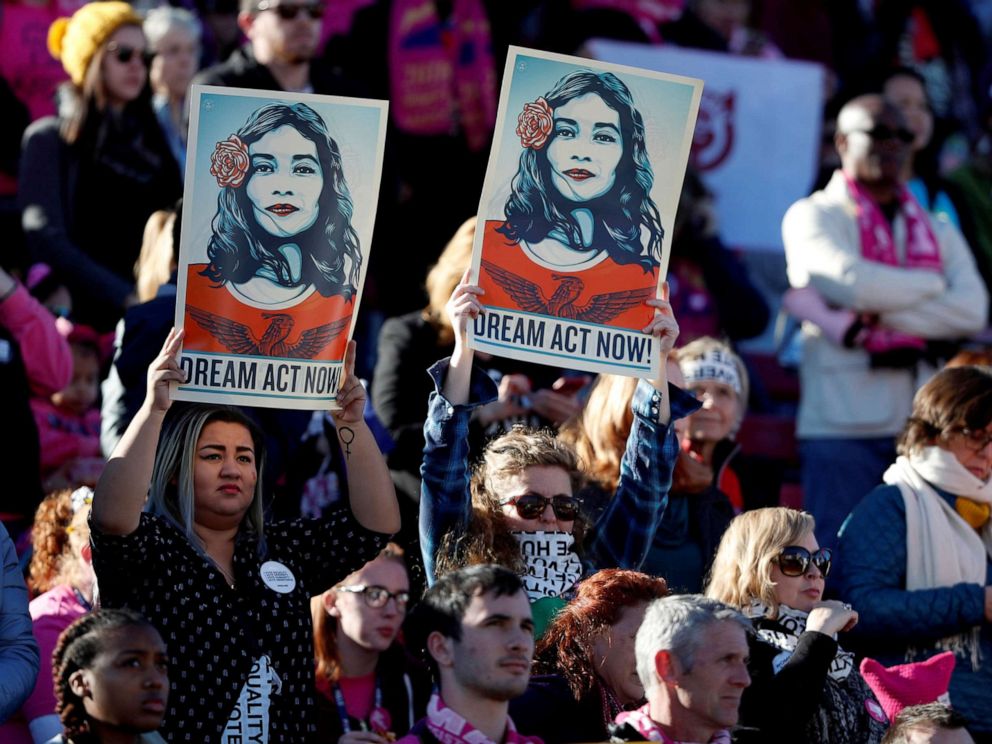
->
xmin=680 ymin=348 xmax=743 ymax=396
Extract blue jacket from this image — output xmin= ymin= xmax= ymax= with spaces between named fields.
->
xmin=0 ymin=521 xmax=39 ymax=722
xmin=418 ymin=357 xmax=699 ymax=583
xmin=833 ymin=484 xmax=992 ymax=733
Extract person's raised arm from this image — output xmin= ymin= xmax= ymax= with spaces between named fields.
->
xmin=330 ymin=340 xmax=400 ymax=534
xmin=91 ymin=327 xmax=185 ymax=535
xmin=585 ymin=286 xmax=698 ymax=571
xmin=442 ymin=270 xmax=484 ymax=405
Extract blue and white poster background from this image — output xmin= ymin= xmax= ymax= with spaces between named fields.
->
xmin=174 ymin=85 xmax=387 ymax=409
xmin=470 ymin=47 xmax=702 ymax=379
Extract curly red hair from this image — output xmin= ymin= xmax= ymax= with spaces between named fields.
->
xmin=535 ymin=568 xmax=668 ymax=700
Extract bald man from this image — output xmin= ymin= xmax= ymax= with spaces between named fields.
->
xmin=782 ymin=94 xmax=987 ymax=547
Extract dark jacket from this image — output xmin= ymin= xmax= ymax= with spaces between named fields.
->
xmin=315 ymin=645 xmax=432 ymax=742
xmin=737 ymin=619 xmax=885 ymax=744
xmin=510 ymin=674 xmax=618 ymax=743
xmin=194 ymin=46 xmax=366 ymax=96
xmin=834 ymin=483 xmax=992 ymax=735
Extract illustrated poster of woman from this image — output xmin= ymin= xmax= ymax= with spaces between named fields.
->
xmin=471 ymin=48 xmax=701 ymax=377
xmin=173 ymin=87 xmax=387 ymax=408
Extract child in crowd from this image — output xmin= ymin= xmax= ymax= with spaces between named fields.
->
xmin=48 ymin=609 xmax=168 ymax=744
xmin=31 ymin=323 xmax=104 ymax=491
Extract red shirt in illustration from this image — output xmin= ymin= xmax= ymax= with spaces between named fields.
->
xmin=182 ymin=264 xmax=353 ymax=363
xmin=477 ymin=220 xmax=659 ymax=331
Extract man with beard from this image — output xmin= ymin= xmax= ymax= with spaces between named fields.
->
xmin=194 ymin=0 xmax=359 ymax=94
xmin=782 ymin=94 xmax=987 ymax=548
xmin=400 ymin=565 xmax=540 ymax=744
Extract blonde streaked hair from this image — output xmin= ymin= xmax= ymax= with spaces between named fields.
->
xmin=423 ymin=216 xmax=476 ymax=346
xmin=705 ymin=507 xmax=815 ymax=617
xmin=135 ymin=209 xmax=177 ymax=302
xmin=559 ymin=374 xmax=637 ymax=493
xmin=435 ymin=426 xmax=585 ymax=577
xmin=147 ymin=404 xmax=266 ymax=553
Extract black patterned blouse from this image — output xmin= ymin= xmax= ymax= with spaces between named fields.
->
xmin=90 ymin=508 xmax=388 ymax=742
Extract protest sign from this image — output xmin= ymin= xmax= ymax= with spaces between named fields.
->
xmin=174 ymin=85 xmax=387 ymax=408
xmin=469 ymin=46 xmax=702 ymax=378
xmin=587 ymin=40 xmax=824 ymax=252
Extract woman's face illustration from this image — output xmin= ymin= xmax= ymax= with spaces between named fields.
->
xmin=547 ymin=93 xmax=623 ymax=203
xmin=246 ymin=124 xmax=323 ymax=238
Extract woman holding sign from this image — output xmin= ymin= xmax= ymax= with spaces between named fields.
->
xmin=419 ymin=274 xmax=697 ymax=635
xmin=479 ymin=69 xmax=664 ymax=332
xmin=89 ymin=329 xmax=400 ymax=741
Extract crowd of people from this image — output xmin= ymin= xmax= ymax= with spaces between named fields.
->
xmin=3 ymin=0 xmax=992 ymax=742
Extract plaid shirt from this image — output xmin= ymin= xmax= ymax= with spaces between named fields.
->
xmin=418 ymin=358 xmax=700 ymax=583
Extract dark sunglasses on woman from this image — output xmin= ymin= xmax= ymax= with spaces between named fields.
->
xmin=499 ymin=494 xmax=581 ymax=521
xmin=775 ymin=546 xmax=833 ymax=578
xmin=256 ymin=0 xmax=325 ymax=20
xmin=106 ymin=41 xmax=152 ymax=66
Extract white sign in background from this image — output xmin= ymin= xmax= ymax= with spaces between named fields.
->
xmin=586 ymin=41 xmax=824 ymax=252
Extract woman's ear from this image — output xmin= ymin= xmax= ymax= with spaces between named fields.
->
xmin=322 ymin=590 xmax=340 ymax=618
xmin=68 ymin=669 xmax=91 ymax=699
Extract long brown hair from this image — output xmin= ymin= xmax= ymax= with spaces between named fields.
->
xmin=535 ymin=569 xmax=668 ymax=699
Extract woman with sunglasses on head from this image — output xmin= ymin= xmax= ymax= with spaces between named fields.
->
xmin=833 ymin=365 xmax=992 ymax=741
xmin=311 ymin=544 xmax=430 ymax=744
xmin=706 ymin=507 xmax=886 ymax=744
xmin=420 ymin=273 xmax=695 ymax=635
xmin=19 ymin=2 xmax=181 ymax=333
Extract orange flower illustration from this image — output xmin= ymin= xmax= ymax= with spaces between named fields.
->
xmin=516 ymin=97 xmax=553 ymax=150
xmin=210 ymin=135 xmax=250 ymax=188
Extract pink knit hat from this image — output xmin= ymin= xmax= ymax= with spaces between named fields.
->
xmin=859 ymin=652 xmax=956 ymax=721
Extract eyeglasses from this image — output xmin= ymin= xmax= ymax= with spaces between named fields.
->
xmin=105 ymin=41 xmax=150 ymax=66
xmin=774 ymin=546 xmax=832 ymax=578
xmin=845 ymin=125 xmax=914 ymax=144
xmin=499 ymin=494 xmax=581 ymax=521
xmin=256 ymin=0 xmax=324 ymax=20
xmin=334 ymin=584 xmax=410 ymax=611
xmin=947 ymin=427 xmax=992 ymax=452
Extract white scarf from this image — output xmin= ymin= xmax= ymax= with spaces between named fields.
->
xmin=882 ymin=447 xmax=992 ymax=669
xmin=511 ymin=531 xmax=583 ymax=602
xmin=745 ymin=601 xmax=855 ymax=681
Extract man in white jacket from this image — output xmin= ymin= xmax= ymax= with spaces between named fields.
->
xmin=782 ymin=94 xmax=988 ymax=547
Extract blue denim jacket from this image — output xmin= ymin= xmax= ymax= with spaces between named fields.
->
xmin=418 ymin=357 xmax=700 ymax=584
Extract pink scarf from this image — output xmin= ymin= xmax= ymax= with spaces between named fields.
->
xmin=420 ymin=693 xmax=542 ymax=744
xmin=388 ymin=0 xmax=497 ymax=152
xmin=615 ymin=703 xmax=732 ymax=744
xmin=844 ymin=174 xmax=942 ymax=354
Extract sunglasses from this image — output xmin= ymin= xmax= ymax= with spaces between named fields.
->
xmin=774 ymin=546 xmax=832 ymax=578
xmin=499 ymin=493 xmax=581 ymax=521
xmin=948 ymin=427 xmax=992 ymax=452
xmin=334 ymin=584 xmax=410 ymax=611
xmin=256 ymin=0 xmax=324 ymax=20
xmin=105 ymin=41 xmax=150 ymax=66
xmin=847 ymin=125 xmax=915 ymax=144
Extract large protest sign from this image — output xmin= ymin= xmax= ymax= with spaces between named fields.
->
xmin=469 ymin=47 xmax=702 ymax=379
xmin=586 ymin=40 xmax=824 ymax=252
xmin=174 ymin=86 xmax=387 ymax=409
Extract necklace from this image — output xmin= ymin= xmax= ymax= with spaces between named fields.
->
xmin=213 ymin=561 xmax=236 ymax=588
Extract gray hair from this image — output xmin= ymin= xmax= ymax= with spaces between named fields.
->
xmin=143 ymin=6 xmax=201 ymax=50
xmin=147 ymin=404 xmax=266 ymax=554
xmin=635 ymin=594 xmax=751 ymax=691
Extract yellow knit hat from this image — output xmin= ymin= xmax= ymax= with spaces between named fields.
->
xmin=48 ymin=2 xmax=144 ymax=87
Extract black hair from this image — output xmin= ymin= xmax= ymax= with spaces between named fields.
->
xmin=406 ymin=565 xmax=524 ymax=676
xmin=53 ymin=608 xmax=160 ymax=742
